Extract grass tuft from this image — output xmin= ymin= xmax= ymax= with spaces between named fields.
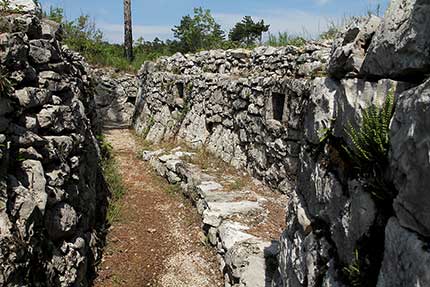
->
xmin=97 ymin=135 xmax=126 ymax=223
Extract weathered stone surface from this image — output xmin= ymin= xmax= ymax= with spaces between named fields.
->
xmin=331 ymin=180 xmax=376 ymax=264
xmin=92 ymin=68 xmax=138 ymax=127
xmin=333 ymin=78 xmax=402 ymax=140
xmin=37 ymin=105 xmax=76 ymax=133
xmin=0 ymin=12 xmax=108 ymax=287
xmin=38 ymin=70 xmax=67 ymax=92
xmin=29 ymin=39 xmax=60 ymax=64
xmin=328 ymin=16 xmax=381 ymax=79
xmin=377 ymin=217 xmax=430 ymax=287
xmin=390 ymin=78 xmax=430 ymax=236
xmin=361 ymin=0 xmax=430 ymax=79
xmin=225 ymin=239 xmax=279 ymax=287
xmin=7 ymin=0 xmax=42 ymax=15
xmin=18 ymin=160 xmax=47 ymax=215
xmin=45 ymin=203 xmax=78 ymax=240
xmin=13 ymin=87 xmax=51 ymax=108
xmin=218 ymin=221 xmax=255 ymax=250
xmin=278 ymin=228 xmax=332 ymax=287
xmin=143 ymin=146 xmax=287 ymax=287
xmin=304 ymin=78 xmax=339 ymax=144
xmin=41 ymin=19 xmax=62 ymax=40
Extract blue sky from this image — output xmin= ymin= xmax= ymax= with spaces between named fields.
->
xmin=39 ymin=0 xmax=389 ymax=43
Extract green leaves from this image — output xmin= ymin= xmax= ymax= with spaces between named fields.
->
xmin=344 ymin=89 xmax=395 ymax=171
xmin=172 ymin=7 xmax=225 ymax=53
xmin=343 ymin=249 xmax=362 ymax=287
xmin=229 ymin=16 xmax=270 ymax=46
xmin=343 ymin=88 xmax=396 ymax=199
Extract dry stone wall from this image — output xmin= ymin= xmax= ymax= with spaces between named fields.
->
xmin=92 ymin=68 xmax=138 ymax=128
xmin=0 ymin=7 xmax=108 ymax=287
xmin=133 ymin=0 xmax=430 ymax=286
xmin=134 ymin=42 xmax=331 ymax=192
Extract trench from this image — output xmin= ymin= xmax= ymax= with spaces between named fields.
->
xmin=93 ymin=129 xmax=223 ymax=287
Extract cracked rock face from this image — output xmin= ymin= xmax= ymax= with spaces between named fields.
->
xmin=390 ymin=79 xmax=430 ymax=236
xmin=361 ymin=0 xmax=430 ymax=79
xmin=0 ymin=11 xmax=108 ymax=287
xmin=7 ymin=0 xmax=42 ymax=15
xmin=377 ymin=218 xmax=430 ymax=287
xmin=328 ymin=15 xmax=381 ymax=79
xmin=134 ymin=5 xmax=430 ymax=283
xmin=92 ymin=68 xmax=138 ymax=128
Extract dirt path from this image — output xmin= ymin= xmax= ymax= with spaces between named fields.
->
xmin=94 ymin=129 xmax=223 ymax=287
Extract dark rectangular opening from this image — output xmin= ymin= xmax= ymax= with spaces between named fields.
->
xmin=126 ymin=97 xmax=136 ymax=104
xmin=176 ymin=82 xmax=184 ymax=98
xmin=272 ymin=92 xmax=285 ymax=121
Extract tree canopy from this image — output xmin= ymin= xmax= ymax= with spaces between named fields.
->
xmin=42 ymin=6 xmax=314 ymax=72
xmin=229 ymin=16 xmax=270 ymax=46
xmin=172 ymin=7 xmax=225 ymax=53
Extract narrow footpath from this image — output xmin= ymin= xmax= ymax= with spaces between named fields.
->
xmin=94 ymin=129 xmax=223 ymax=287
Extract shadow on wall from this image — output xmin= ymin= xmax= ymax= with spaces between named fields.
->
xmin=265 ymin=240 xmax=282 ymax=287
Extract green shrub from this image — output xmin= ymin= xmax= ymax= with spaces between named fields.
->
xmin=266 ymin=32 xmax=307 ymax=47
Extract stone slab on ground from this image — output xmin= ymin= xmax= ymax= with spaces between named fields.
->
xmin=142 ymin=146 xmax=288 ymax=287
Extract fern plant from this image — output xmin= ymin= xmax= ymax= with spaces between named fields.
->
xmin=344 ymin=89 xmax=394 ymax=169
xmin=343 ymin=88 xmax=395 ymax=198
xmin=343 ymin=249 xmax=362 ymax=287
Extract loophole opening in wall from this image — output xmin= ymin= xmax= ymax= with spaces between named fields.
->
xmin=206 ymin=122 xmax=215 ymax=133
xmin=272 ymin=92 xmax=285 ymax=122
xmin=176 ymin=82 xmax=185 ymax=98
xmin=126 ymin=97 xmax=136 ymax=104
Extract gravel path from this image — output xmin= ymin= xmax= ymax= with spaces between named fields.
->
xmin=94 ymin=129 xmax=223 ymax=287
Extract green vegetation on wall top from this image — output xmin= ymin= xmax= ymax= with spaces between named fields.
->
xmin=43 ymin=5 xmax=340 ymax=72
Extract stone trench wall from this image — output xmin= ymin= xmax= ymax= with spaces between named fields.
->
xmin=133 ymin=42 xmax=332 ymax=192
xmin=0 ymin=7 xmax=109 ymax=287
xmin=133 ymin=0 xmax=430 ymax=286
xmin=92 ymin=68 xmax=138 ymax=128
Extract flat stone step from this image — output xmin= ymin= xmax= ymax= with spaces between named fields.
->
xmin=141 ymin=146 xmax=287 ymax=287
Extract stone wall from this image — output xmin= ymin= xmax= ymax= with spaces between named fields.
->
xmin=0 ymin=8 xmax=108 ymax=287
xmin=133 ymin=0 xmax=430 ymax=286
xmin=93 ymin=68 xmax=138 ymax=128
xmin=133 ymin=42 xmax=331 ymax=192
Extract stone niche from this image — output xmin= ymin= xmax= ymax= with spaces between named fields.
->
xmin=176 ymin=82 xmax=185 ymax=98
xmin=266 ymin=91 xmax=287 ymax=123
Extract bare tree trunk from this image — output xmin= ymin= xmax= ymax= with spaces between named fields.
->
xmin=124 ymin=0 xmax=133 ymax=61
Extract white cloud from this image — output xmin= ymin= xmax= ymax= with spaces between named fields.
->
xmin=99 ymin=22 xmax=173 ymax=43
xmin=99 ymin=7 xmax=341 ymax=44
